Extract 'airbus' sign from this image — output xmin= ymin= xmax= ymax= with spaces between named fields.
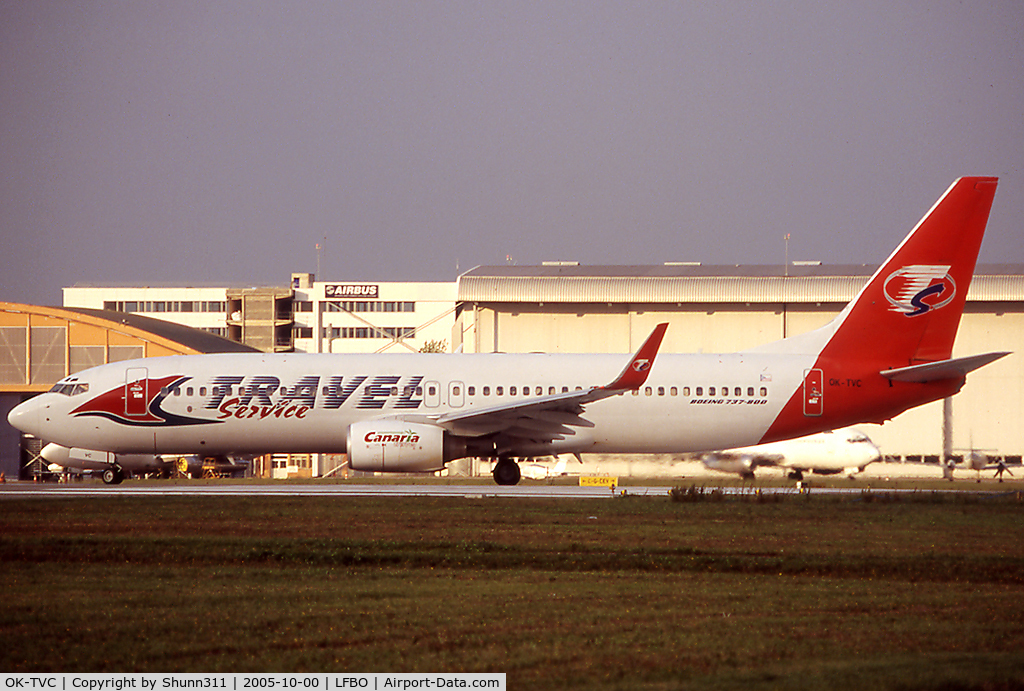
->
xmin=325 ymin=284 xmax=379 ymax=298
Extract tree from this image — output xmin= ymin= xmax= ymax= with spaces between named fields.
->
xmin=418 ymin=339 xmax=447 ymax=353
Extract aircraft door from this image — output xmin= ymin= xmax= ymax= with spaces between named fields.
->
xmin=803 ymin=368 xmax=823 ymax=416
xmin=449 ymin=381 xmax=465 ymax=408
xmin=125 ymin=368 xmax=148 ymax=417
xmin=424 ymin=381 xmax=440 ymax=408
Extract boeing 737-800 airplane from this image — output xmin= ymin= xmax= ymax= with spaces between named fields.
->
xmin=8 ymin=178 xmax=1009 ymax=485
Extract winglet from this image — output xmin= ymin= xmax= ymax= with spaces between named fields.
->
xmin=602 ymin=323 xmax=668 ymax=392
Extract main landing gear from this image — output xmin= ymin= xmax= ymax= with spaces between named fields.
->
xmin=492 ymin=457 xmax=522 ymax=486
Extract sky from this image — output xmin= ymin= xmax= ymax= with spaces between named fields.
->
xmin=2 ymin=1 xmax=1022 ymax=306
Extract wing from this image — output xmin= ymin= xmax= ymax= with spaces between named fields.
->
xmin=429 ymin=323 xmax=668 ymax=451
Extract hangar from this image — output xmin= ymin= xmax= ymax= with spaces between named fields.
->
xmin=454 ymin=263 xmax=1024 ymax=463
xmin=0 ymin=302 xmax=255 ymax=480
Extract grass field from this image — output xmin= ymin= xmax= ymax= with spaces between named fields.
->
xmin=2 ymin=487 xmax=1023 ymax=690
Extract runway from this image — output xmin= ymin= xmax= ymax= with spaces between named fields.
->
xmin=2 ymin=482 xmax=631 ymax=499
xmin=0 ymin=482 xmax=1014 ymax=499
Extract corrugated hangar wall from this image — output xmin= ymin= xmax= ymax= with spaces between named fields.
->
xmin=455 ymin=267 xmax=1024 ymax=461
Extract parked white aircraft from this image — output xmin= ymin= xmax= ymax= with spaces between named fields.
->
xmin=8 ymin=178 xmax=1009 ymax=485
xmin=701 ymin=427 xmax=881 ymax=480
xmin=40 ymin=443 xmax=172 ymax=483
xmin=519 ymin=457 xmax=570 ymax=481
xmin=39 ymin=443 xmax=247 ymax=483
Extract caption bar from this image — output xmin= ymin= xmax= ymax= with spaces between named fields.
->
xmin=0 ymin=675 xmax=505 ymax=691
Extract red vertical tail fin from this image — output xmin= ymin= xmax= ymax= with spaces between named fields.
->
xmin=759 ymin=177 xmax=1000 ymax=444
xmin=825 ymin=177 xmax=997 ymax=368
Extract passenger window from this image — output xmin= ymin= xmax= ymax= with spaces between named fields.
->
xmin=510 ymin=386 xmax=517 ymax=396
xmin=452 ymin=386 xmax=460 ymax=396
xmin=722 ymin=387 xmax=729 ymax=396
xmin=658 ymin=386 xmax=665 ymax=396
xmin=483 ymin=386 xmax=490 ymax=396
xmin=681 ymin=386 xmax=689 ymax=396
xmin=562 ymin=387 xmax=569 ymax=393
xmin=172 ymin=388 xmax=181 ymax=396
xmin=760 ymin=387 xmax=768 ymax=397
xmin=548 ymin=387 xmax=555 ymax=395
xmin=709 ymin=387 xmax=716 ymax=396
xmin=428 ymin=385 xmax=437 ymax=396
xmin=496 ymin=386 xmax=503 ymax=396
xmin=632 ymin=389 xmax=639 ymax=396
xmin=467 ymin=386 xmax=475 ymax=396
xmin=187 ymin=387 xmax=194 ymax=397
xmin=747 ymin=387 xmax=754 ymax=396
xmin=416 ymin=386 xmax=423 ymax=396
xmin=670 ymin=387 xmax=677 ymax=396
xmin=695 ymin=387 xmax=702 ymax=396
xmin=645 ymin=386 xmax=652 ymax=396
xmin=734 ymin=387 xmax=741 ymax=396
xmin=199 ymin=387 xmax=207 ymax=396
xmin=535 ymin=386 xmax=543 ymax=395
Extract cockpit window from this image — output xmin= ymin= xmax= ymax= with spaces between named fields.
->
xmin=48 ymin=381 xmax=90 ymax=396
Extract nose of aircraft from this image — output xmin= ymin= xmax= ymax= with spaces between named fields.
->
xmin=8 ymin=397 xmax=42 ymax=437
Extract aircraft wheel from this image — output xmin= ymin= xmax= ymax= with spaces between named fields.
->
xmin=492 ymin=458 xmax=521 ymax=486
xmin=101 ymin=467 xmax=124 ymax=485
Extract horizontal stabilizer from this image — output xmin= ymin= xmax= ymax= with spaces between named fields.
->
xmin=880 ymin=352 xmax=1011 ymax=383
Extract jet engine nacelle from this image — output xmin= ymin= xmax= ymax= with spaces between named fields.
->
xmin=347 ymin=420 xmax=468 ymax=473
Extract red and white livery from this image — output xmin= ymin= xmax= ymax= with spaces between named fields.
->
xmin=9 ymin=178 xmax=1008 ymax=484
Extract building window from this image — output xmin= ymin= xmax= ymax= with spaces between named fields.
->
xmin=326 ymin=301 xmax=416 ymax=313
xmin=339 ymin=326 xmax=415 ymax=339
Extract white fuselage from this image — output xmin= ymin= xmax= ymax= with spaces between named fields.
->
xmin=12 ymin=349 xmax=814 ymax=458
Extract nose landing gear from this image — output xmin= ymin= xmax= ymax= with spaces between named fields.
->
xmin=101 ymin=466 xmax=125 ymax=485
